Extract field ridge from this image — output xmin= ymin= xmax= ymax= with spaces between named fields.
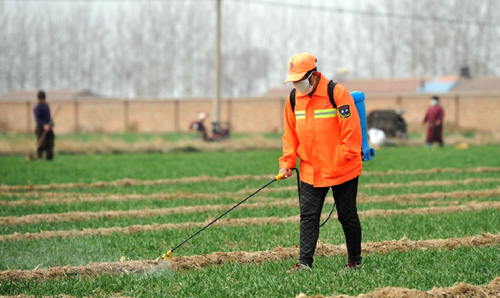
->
xmin=2 ymin=188 xmax=500 ymax=226
xmin=1 ymin=233 xmax=498 ymax=281
xmin=2 ymin=166 xmax=500 ymax=192
xmin=2 ymin=201 xmax=500 ymax=242
xmin=319 ymin=277 xmax=500 ymax=298
xmin=3 ymin=177 xmax=500 ymax=207
xmin=1 ymin=277 xmax=499 ymax=297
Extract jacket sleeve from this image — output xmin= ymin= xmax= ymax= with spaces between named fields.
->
xmin=279 ymin=96 xmax=299 ymax=169
xmin=335 ymin=84 xmax=362 ymax=162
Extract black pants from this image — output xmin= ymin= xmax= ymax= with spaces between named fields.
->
xmin=35 ymin=125 xmax=55 ymax=160
xmin=299 ymin=176 xmax=362 ymax=267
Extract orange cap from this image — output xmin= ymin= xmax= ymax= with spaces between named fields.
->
xmin=283 ymin=53 xmax=317 ymax=84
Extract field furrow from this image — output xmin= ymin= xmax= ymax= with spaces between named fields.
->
xmin=1 ymin=233 xmax=498 ymax=281
xmin=320 ymin=277 xmax=500 ymax=298
xmin=2 ymin=188 xmax=500 ymax=226
xmin=2 ymin=201 xmax=500 ymax=242
xmin=2 ymin=166 xmax=500 ymax=192
xmin=0 ymin=198 xmax=295 ymax=226
xmin=0 ymin=174 xmax=273 ymax=192
xmin=3 ymin=177 xmax=500 ymax=207
xmin=1 ymin=278 xmax=500 ymax=298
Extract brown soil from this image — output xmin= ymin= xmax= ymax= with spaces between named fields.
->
xmin=0 ymin=191 xmax=237 ymax=206
xmin=361 ymin=166 xmax=500 ymax=176
xmin=360 ymin=177 xmax=500 ymax=190
xmin=3 ymin=188 xmax=500 ymax=227
xmin=2 ymin=201 xmax=500 ymax=243
xmin=357 ymin=188 xmax=500 ymax=204
xmin=4 ymin=177 xmax=499 ymax=207
xmin=0 ymin=198 xmax=296 ymax=226
xmin=1 ymin=279 xmax=499 ymax=298
xmin=301 ymin=277 xmax=500 ymax=297
xmin=0 ymin=295 xmax=131 ymax=298
xmin=2 ymin=166 xmax=500 ymax=192
xmin=0 ymin=174 xmax=273 ymax=192
xmin=1 ymin=282 xmax=498 ymax=298
xmin=1 ymin=233 xmax=499 ymax=281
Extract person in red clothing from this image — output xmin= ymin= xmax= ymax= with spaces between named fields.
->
xmin=423 ymin=95 xmax=445 ymax=148
xmin=279 ymin=53 xmax=363 ymax=272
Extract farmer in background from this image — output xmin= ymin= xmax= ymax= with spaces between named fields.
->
xmin=33 ymin=90 xmax=55 ymax=160
xmin=278 ymin=53 xmax=363 ymax=272
xmin=423 ymin=95 xmax=445 ymax=148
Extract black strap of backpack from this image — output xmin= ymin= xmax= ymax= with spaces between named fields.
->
xmin=289 ymin=80 xmax=337 ymax=112
xmin=289 ymin=89 xmax=296 ymax=113
xmin=327 ymin=80 xmax=337 ymax=108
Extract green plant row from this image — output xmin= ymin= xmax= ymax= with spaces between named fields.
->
xmin=2 ymin=208 xmax=500 ymax=271
xmin=2 ymin=194 xmax=499 ymax=236
xmin=2 ymin=171 xmax=500 ymax=200
xmin=1 ymin=246 xmax=498 ymax=298
xmin=2 ymin=179 xmax=500 ymax=217
xmin=2 ymin=145 xmax=500 ymax=186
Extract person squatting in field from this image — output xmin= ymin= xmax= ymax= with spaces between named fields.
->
xmin=33 ymin=90 xmax=55 ymax=160
xmin=278 ymin=53 xmax=363 ymax=272
xmin=423 ymin=95 xmax=445 ymax=148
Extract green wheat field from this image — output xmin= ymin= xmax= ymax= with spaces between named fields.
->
xmin=1 ymin=137 xmax=500 ymax=297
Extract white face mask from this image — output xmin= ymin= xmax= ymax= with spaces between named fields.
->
xmin=430 ymin=99 xmax=438 ymax=106
xmin=293 ymin=72 xmax=314 ymax=94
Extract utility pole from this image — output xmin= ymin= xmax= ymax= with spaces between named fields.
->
xmin=212 ymin=0 xmax=221 ymax=134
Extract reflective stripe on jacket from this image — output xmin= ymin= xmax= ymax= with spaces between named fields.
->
xmin=279 ymin=73 xmax=362 ymax=187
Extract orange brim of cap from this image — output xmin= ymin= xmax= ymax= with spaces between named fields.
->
xmin=283 ymin=72 xmax=307 ymax=84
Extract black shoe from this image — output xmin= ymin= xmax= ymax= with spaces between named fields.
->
xmin=286 ymin=262 xmax=312 ymax=274
xmin=343 ymin=261 xmax=361 ymax=270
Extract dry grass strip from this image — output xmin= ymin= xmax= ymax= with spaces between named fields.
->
xmin=0 ymin=174 xmax=273 ymax=192
xmin=1 ymin=278 xmax=499 ymax=298
xmin=0 ymin=191 xmax=230 ymax=207
xmin=0 ymin=198 xmax=296 ymax=226
xmin=1 ymin=233 xmax=499 ymax=281
xmin=2 ymin=166 xmax=500 ymax=192
xmin=0 ymin=296 xmax=131 ymax=298
xmin=304 ymin=277 xmax=500 ymax=298
xmin=357 ymin=188 xmax=500 ymax=204
xmin=1 ymin=279 xmax=499 ymax=298
xmin=2 ymin=188 xmax=500 ymax=226
xmin=3 ymin=177 xmax=500 ymax=207
xmin=2 ymin=201 xmax=500 ymax=243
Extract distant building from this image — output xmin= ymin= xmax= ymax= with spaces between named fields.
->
xmin=339 ymin=78 xmax=428 ymax=94
xmin=261 ymin=75 xmax=500 ymax=97
xmin=416 ymin=75 xmax=462 ymax=93
xmin=452 ymin=76 xmax=500 ymax=92
xmin=0 ymin=89 xmax=99 ymax=101
xmin=261 ymin=85 xmax=294 ymax=98
xmin=261 ymin=77 xmax=428 ymax=98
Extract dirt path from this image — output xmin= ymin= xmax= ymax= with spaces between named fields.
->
xmin=2 ymin=166 xmax=500 ymax=192
xmin=2 ymin=188 xmax=500 ymax=226
xmin=2 ymin=201 xmax=500 ymax=242
xmin=0 ymin=198 xmax=296 ymax=226
xmin=1 ymin=278 xmax=499 ymax=297
xmin=3 ymin=177 xmax=500 ymax=207
xmin=0 ymin=174 xmax=273 ymax=192
xmin=314 ymin=277 xmax=500 ymax=298
xmin=1 ymin=233 xmax=499 ymax=281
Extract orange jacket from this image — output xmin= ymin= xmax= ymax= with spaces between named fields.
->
xmin=279 ymin=73 xmax=362 ymax=187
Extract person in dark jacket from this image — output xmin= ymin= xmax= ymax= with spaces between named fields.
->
xmin=423 ymin=95 xmax=445 ymax=148
xmin=33 ymin=90 xmax=55 ymax=160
